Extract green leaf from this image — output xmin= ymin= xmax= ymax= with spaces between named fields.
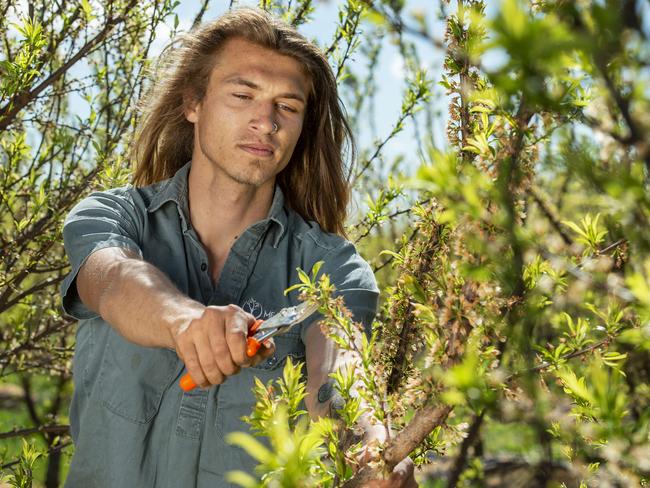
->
xmin=297 ymin=268 xmax=310 ymax=285
xmin=403 ymin=274 xmax=427 ymax=302
xmin=81 ymin=0 xmax=94 ymax=21
xmin=556 ymin=368 xmax=594 ymax=405
xmin=225 ymin=470 xmax=258 ymax=488
xmin=226 ymin=432 xmax=272 ymax=463
xmin=379 ymin=249 xmax=404 ymax=265
xmin=311 ymin=260 xmax=324 ymax=278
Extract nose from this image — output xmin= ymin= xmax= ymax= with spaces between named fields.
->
xmin=249 ymin=102 xmax=276 ymax=135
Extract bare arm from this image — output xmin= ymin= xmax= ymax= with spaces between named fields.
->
xmin=77 ymin=247 xmax=202 ymax=348
xmin=303 ymin=322 xmax=383 ymax=436
xmin=76 ymin=247 xmax=274 ymax=387
xmin=304 ymin=323 xmax=416 ymax=487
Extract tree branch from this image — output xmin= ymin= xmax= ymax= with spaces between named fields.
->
xmin=0 ymin=424 xmax=69 ymax=440
xmin=0 ymin=0 xmax=138 ymax=131
xmin=447 ymin=410 xmax=485 ymax=487
xmin=343 ymin=405 xmax=453 ymax=487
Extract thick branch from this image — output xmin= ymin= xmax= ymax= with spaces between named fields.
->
xmin=386 ymin=218 xmax=441 ymax=393
xmin=343 ymin=405 xmax=453 ymax=487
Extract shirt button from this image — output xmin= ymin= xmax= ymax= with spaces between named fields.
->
xmin=201 ymin=263 xmax=207 ymax=272
xmin=267 ymin=356 xmax=277 ymax=366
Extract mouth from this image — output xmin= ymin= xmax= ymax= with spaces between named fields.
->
xmin=238 ymin=143 xmax=275 ymax=158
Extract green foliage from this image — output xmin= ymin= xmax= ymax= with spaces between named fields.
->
xmin=3 ymin=0 xmax=650 ymax=486
xmin=244 ymin=357 xmax=308 ymax=435
xmin=227 ymin=405 xmax=334 ymax=488
xmin=1 ymin=439 xmax=42 ymax=488
xmin=0 ymin=0 xmax=187 ymax=483
xmin=253 ymin=0 xmax=650 ymax=485
xmin=227 ymin=358 xmax=334 ymax=487
xmin=562 ymin=213 xmax=608 ymax=255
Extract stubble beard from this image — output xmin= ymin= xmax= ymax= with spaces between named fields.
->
xmin=226 ymin=159 xmax=271 ymax=188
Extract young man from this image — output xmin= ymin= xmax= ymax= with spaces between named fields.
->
xmin=61 ymin=8 xmax=415 ymax=488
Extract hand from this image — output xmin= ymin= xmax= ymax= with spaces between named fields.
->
xmin=172 ymin=304 xmax=275 ymax=388
xmin=360 ymin=457 xmax=417 ymax=488
xmin=357 ymin=426 xmax=417 ymax=488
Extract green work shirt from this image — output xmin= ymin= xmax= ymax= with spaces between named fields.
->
xmin=60 ymin=162 xmax=379 ymax=488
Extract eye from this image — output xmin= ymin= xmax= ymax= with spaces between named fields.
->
xmin=277 ymin=103 xmax=298 ymax=114
xmin=233 ymin=93 xmax=251 ymax=100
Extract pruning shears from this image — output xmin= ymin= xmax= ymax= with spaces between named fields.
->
xmin=179 ymin=301 xmax=319 ymax=391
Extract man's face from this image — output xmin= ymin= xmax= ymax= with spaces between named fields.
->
xmin=185 ymin=37 xmax=311 ymax=189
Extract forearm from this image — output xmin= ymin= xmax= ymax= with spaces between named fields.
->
xmin=304 ymin=325 xmax=386 ymax=441
xmin=78 ymin=249 xmax=204 ymax=349
xmin=100 ymin=259 xmax=204 ymax=348
xmin=305 ymin=361 xmax=386 ymax=442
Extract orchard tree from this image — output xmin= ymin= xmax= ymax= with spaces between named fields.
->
xmin=226 ymin=1 xmax=650 ymax=487
xmin=1 ymin=0 xmax=649 ymax=487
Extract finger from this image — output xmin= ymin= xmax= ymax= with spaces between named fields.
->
xmin=224 ymin=311 xmax=252 ymax=366
xmin=195 ymin=331 xmax=225 ymax=385
xmin=389 ymin=458 xmax=416 ymax=488
xmin=183 ymin=342 xmax=209 ymax=388
xmin=207 ymin=323 xmax=240 ymax=379
xmin=260 ymin=338 xmax=275 ymax=358
xmin=250 ymin=338 xmax=275 ymax=367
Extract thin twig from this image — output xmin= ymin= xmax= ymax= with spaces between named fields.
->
xmin=508 ymin=338 xmax=610 ymax=381
xmin=0 ymin=440 xmax=72 ymax=471
xmin=447 ymin=410 xmax=486 ymax=487
xmin=0 ymin=0 xmax=139 ymax=131
xmin=529 ymin=185 xmax=573 ymax=246
xmin=353 ymin=198 xmax=431 ymax=245
xmin=0 ymin=424 xmax=70 ymax=440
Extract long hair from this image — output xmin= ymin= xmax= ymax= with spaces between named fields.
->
xmin=131 ymin=8 xmax=354 ymax=236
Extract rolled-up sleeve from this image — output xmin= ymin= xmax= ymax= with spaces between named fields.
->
xmin=60 ymin=189 xmax=143 ymax=320
xmin=300 ymin=241 xmax=379 ymax=342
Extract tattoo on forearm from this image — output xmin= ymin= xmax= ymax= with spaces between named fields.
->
xmin=318 ymin=379 xmax=345 ymax=419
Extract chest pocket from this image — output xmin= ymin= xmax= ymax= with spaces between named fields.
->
xmin=98 ymin=328 xmax=179 ymax=423
xmin=199 ymin=330 xmax=305 ymax=477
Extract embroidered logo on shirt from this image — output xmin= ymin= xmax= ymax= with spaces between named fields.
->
xmin=242 ymin=297 xmax=276 ymax=320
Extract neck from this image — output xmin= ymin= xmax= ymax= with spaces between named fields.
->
xmin=187 ymin=160 xmax=275 ymax=260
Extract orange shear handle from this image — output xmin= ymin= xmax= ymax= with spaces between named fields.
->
xmin=179 ymin=319 xmax=263 ymax=392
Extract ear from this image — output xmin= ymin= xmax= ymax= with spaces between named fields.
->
xmin=183 ymin=91 xmax=200 ymax=123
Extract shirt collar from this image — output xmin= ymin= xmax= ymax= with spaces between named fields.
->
xmin=146 ymin=161 xmax=287 ymax=247
xmin=266 ymin=184 xmax=287 ymax=248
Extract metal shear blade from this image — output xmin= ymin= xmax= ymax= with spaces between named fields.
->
xmin=252 ymin=302 xmax=319 ymax=340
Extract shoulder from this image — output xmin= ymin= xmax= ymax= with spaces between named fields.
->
xmin=63 ymin=185 xmax=151 ymax=243
xmin=66 ymin=176 xmax=175 ymax=221
xmin=66 ymin=185 xmax=141 ymax=220
xmin=285 ymin=208 xmax=347 ymax=252
xmin=130 ymin=178 xmax=173 ymax=210
xmin=286 ymin=209 xmax=377 ymax=293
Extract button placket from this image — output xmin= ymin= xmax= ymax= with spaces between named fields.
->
xmin=184 ymin=229 xmax=216 ymax=300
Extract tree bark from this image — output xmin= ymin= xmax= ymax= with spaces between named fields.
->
xmin=343 ymin=404 xmax=453 ymax=487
